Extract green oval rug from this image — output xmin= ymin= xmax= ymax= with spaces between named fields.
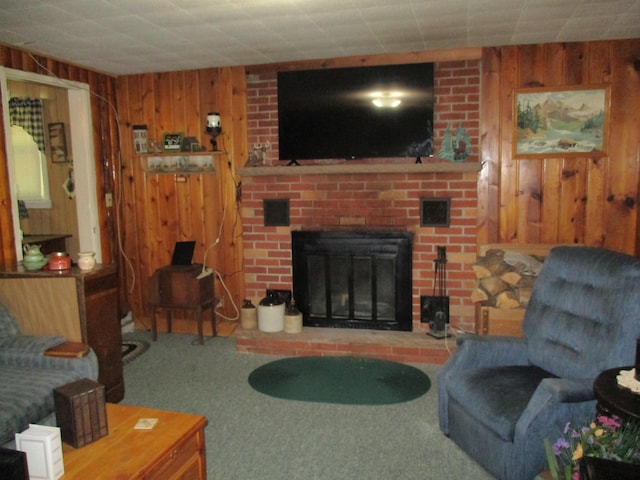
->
xmin=248 ymin=356 xmax=430 ymax=405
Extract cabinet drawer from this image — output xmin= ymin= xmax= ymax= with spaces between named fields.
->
xmin=147 ymin=431 xmax=205 ymax=480
xmin=168 ymin=454 xmax=203 ymax=480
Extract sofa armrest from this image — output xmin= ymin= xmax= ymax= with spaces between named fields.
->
xmin=438 ymin=334 xmax=530 ymax=434
xmin=0 ymin=335 xmax=99 ymax=380
xmin=0 ymin=334 xmax=66 ymax=354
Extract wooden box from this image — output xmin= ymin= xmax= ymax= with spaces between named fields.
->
xmin=475 ymin=304 xmax=525 ymax=336
xmin=149 ymin=264 xmax=213 ymax=306
xmin=53 ymin=378 xmax=108 ymax=448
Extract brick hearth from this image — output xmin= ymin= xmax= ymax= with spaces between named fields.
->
xmin=235 ymin=327 xmax=456 ymax=364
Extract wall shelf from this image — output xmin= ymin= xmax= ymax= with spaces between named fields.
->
xmin=139 ymin=152 xmax=223 ymax=174
xmin=238 ymin=161 xmax=482 ymax=177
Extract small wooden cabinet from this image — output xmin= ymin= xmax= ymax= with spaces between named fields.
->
xmin=82 ymin=266 xmax=124 ymax=401
xmin=0 ymin=265 xmax=124 ymax=402
xmin=149 ymin=264 xmax=213 ymax=306
xmin=149 ymin=264 xmax=216 ymax=344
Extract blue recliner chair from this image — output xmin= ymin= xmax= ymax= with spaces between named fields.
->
xmin=438 ymin=246 xmax=640 ymax=480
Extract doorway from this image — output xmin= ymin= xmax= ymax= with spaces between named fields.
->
xmin=0 ymin=67 xmax=102 ymax=263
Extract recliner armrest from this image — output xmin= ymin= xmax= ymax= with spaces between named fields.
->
xmin=438 ymin=335 xmax=530 ymax=434
xmin=452 ymin=334 xmax=529 ymax=368
xmin=515 ymin=377 xmax=596 ymax=439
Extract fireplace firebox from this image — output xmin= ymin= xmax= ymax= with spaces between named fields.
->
xmin=291 ymin=231 xmax=413 ymax=331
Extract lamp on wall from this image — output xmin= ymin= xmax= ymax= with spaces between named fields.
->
xmin=205 ymin=112 xmax=222 ymax=151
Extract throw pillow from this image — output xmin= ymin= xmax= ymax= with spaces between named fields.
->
xmin=0 ymin=303 xmax=20 ymax=337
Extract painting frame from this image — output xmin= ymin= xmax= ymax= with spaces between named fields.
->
xmin=513 ymin=85 xmax=609 ymax=159
xmin=48 ymin=122 xmax=68 ymax=163
xmin=163 ymin=132 xmax=183 ymax=152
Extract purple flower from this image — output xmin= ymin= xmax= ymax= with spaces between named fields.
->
xmin=553 ymin=437 xmax=570 ymax=455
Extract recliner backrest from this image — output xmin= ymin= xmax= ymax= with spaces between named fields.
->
xmin=523 ymin=246 xmax=640 ymax=378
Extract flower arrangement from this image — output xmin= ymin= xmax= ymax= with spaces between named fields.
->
xmin=544 ymin=415 xmax=640 ymax=480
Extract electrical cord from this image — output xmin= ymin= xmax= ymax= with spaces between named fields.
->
xmin=198 ymin=138 xmax=240 ymax=321
xmin=26 ymin=53 xmax=138 ymax=297
xmin=213 ymin=269 xmax=240 ymax=321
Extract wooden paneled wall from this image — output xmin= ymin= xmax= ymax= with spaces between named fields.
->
xmin=2 ymin=39 xmax=640 ymax=333
xmin=479 ymin=40 xmax=640 ymax=255
xmin=115 ymin=68 xmax=247 ymax=324
xmin=0 ymin=45 xmax=119 ymax=277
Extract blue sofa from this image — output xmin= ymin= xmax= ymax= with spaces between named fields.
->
xmin=438 ymin=246 xmax=640 ymax=480
xmin=0 ymin=303 xmax=99 ymax=447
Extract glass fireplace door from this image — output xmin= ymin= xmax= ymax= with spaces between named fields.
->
xmin=292 ymin=231 xmax=412 ymax=331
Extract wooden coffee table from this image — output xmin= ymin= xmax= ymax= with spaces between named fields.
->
xmin=61 ymin=403 xmax=207 ymax=479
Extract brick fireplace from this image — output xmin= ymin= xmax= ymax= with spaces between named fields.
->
xmin=239 ymin=163 xmax=479 ymax=334
xmin=236 ymin=59 xmax=481 ymax=360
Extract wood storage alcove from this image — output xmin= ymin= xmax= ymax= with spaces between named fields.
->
xmin=471 ymin=244 xmax=580 ymax=336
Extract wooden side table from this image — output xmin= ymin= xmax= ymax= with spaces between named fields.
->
xmin=593 ymin=366 xmax=640 ymax=421
xmin=149 ymin=264 xmax=216 ymax=345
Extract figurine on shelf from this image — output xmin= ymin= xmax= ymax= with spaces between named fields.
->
xmin=438 ymin=124 xmax=455 ymax=162
xmin=438 ymin=122 xmax=472 ymax=162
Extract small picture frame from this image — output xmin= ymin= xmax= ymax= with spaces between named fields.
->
xmin=163 ymin=132 xmax=183 ymax=152
xmin=181 ymin=136 xmax=201 ymax=152
xmin=48 ymin=122 xmax=67 ymax=163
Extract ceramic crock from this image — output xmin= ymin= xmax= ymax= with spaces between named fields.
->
xmin=257 ymin=292 xmax=284 ymax=332
xmin=49 ymin=252 xmax=71 ymax=270
xmin=77 ymin=251 xmax=96 ymax=271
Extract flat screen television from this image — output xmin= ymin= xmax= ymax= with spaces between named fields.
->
xmin=277 ymin=62 xmax=434 ymax=162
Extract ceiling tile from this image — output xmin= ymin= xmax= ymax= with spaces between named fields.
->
xmin=0 ymin=0 xmax=637 ymax=75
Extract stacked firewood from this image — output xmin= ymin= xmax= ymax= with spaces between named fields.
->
xmin=471 ymin=249 xmax=545 ymax=309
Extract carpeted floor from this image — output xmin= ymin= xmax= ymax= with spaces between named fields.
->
xmin=121 ymin=332 xmax=493 ymax=480
xmin=248 ymin=356 xmax=431 ymax=405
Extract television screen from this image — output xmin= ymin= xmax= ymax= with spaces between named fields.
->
xmin=277 ymin=62 xmax=434 ymax=161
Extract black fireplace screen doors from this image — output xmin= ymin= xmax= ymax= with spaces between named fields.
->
xmin=291 ymin=231 xmax=413 ymax=331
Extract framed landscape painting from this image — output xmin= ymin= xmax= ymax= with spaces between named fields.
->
xmin=514 ymin=85 xmax=609 ymax=158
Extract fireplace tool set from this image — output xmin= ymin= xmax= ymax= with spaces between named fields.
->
xmin=422 ymin=246 xmax=450 ymax=338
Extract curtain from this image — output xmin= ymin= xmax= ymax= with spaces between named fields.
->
xmin=8 ymin=97 xmax=45 ymax=153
